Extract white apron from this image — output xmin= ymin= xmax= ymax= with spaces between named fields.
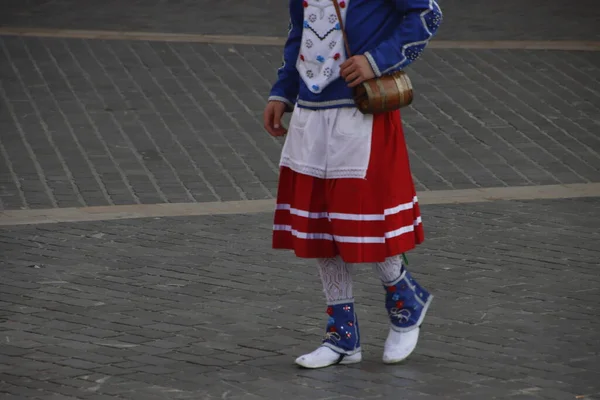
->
xmin=280 ymin=107 xmax=374 ymax=179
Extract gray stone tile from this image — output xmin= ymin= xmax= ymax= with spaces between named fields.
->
xmin=2 ymin=35 xmax=599 ymax=209
xmin=1 ymin=0 xmax=598 ymax=41
xmin=0 ymin=198 xmax=599 ymax=398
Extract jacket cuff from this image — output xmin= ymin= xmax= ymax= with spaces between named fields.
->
xmin=364 ymin=52 xmax=383 ymax=78
xmin=268 ymin=95 xmax=295 ymax=111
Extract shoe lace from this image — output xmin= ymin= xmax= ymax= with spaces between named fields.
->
xmin=324 ymin=331 xmax=341 ymax=342
xmin=390 ymin=307 xmax=411 ymax=323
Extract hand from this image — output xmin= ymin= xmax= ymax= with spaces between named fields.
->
xmin=263 ymin=101 xmax=288 ymax=137
xmin=340 ymin=55 xmax=376 ymax=88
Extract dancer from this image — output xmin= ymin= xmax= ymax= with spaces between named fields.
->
xmin=263 ymin=0 xmax=442 ymax=368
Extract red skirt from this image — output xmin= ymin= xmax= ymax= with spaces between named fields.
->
xmin=272 ymin=110 xmax=424 ymax=263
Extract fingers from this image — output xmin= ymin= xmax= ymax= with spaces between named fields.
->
xmin=271 ymin=126 xmax=287 ymax=136
xmin=272 ymin=105 xmax=288 ymax=136
xmin=273 ymin=107 xmax=283 ymax=130
xmin=345 ymin=70 xmax=361 ymax=83
xmin=340 ymin=57 xmax=365 ymax=86
xmin=339 ymin=57 xmax=354 ymax=70
xmin=263 ymin=106 xmax=276 ymax=136
xmin=341 ymin=55 xmax=374 ymax=87
xmin=347 ymin=77 xmax=364 ymax=88
xmin=340 ymin=59 xmax=356 ymax=79
xmin=341 ymin=67 xmax=364 ymax=87
xmin=263 ymin=103 xmax=287 ymax=137
xmin=341 ymin=65 xmax=357 ymax=80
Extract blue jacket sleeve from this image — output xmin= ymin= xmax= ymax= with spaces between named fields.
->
xmin=364 ymin=0 xmax=442 ymax=77
xmin=268 ymin=0 xmax=303 ymax=110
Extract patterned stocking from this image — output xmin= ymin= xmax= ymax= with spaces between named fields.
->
xmin=316 ymin=256 xmax=354 ymax=303
xmin=371 ymin=255 xmax=405 ymax=285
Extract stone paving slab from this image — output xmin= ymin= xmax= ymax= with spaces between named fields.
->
xmin=3 ymin=183 xmax=600 ymax=227
xmin=0 ymin=197 xmax=599 ymax=399
xmin=1 ymin=35 xmax=599 ymax=210
xmin=1 ymin=0 xmax=599 ymax=41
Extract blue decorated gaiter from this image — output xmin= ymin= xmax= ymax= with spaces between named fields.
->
xmin=384 ymin=270 xmax=433 ymax=332
xmin=321 ymin=302 xmax=361 ymax=355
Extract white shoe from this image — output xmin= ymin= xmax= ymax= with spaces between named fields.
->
xmin=295 ymin=346 xmax=362 ymax=369
xmin=382 ymin=327 xmax=420 ymax=364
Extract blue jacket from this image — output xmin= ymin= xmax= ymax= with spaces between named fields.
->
xmin=269 ymin=0 xmax=442 ymax=110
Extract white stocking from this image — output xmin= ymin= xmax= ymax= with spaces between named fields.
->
xmin=372 ymin=255 xmax=405 ymax=285
xmin=316 ymin=256 xmax=354 ymax=304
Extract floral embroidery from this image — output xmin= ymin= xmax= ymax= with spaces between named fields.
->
xmin=390 ymin=308 xmax=411 ymax=323
xmin=325 ymin=331 xmax=341 ymax=342
xmin=298 ymin=0 xmax=348 ymax=94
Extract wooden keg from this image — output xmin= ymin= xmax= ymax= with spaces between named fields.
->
xmin=353 ymin=70 xmax=414 ymax=114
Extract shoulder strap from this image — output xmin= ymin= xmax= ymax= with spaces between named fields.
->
xmin=331 ymin=0 xmax=352 ymax=57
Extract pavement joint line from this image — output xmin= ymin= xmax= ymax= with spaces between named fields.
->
xmin=1 ymin=183 xmax=599 ymax=226
xmin=1 ymin=28 xmax=599 ymax=51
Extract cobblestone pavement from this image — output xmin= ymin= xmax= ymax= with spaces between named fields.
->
xmin=1 ymin=198 xmax=600 ymax=400
xmin=1 ymin=35 xmax=598 ymax=209
xmin=1 ymin=0 xmax=599 ymax=41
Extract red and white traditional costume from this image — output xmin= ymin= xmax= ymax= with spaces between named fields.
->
xmin=273 ymin=107 xmax=424 ymax=263
xmin=267 ymin=0 xmax=442 ymax=369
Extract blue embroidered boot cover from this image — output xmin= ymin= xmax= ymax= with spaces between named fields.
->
xmin=322 ymin=301 xmax=361 ymax=356
xmin=385 ymin=269 xmax=433 ymax=332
